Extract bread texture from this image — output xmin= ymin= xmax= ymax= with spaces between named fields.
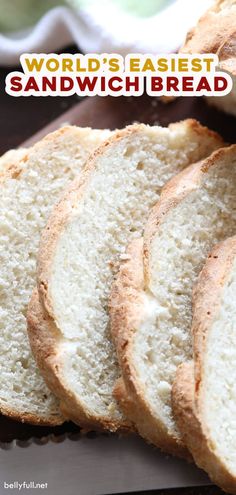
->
xmin=0 ymin=126 xmax=110 ymax=425
xmin=110 ymin=145 xmax=236 ymax=455
xmin=0 ymin=148 xmax=27 ymax=169
xmin=181 ymin=0 xmax=236 ymax=116
xmin=28 ymin=120 xmax=224 ymax=432
xmin=173 ymin=237 xmax=236 ymax=493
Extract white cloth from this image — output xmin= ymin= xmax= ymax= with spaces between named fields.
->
xmin=0 ymin=1 xmax=213 ymax=67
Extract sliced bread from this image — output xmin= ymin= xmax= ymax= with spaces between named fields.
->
xmin=110 ymin=145 xmax=236 ymax=455
xmin=181 ymin=0 xmax=236 ymax=116
xmin=172 ymin=236 xmax=236 ymax=493
xmin=0 ymin=148 xmax=27 ymax=169
xmin=27 ymin=120 xmax=223 ymax=431
xmin=0 ymin=126 xmax=110 ymax=425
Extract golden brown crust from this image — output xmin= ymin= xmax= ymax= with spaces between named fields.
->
xmin=110 ymin=238 xmax=190 ymax=457
xmin=0 ymin=148 xmax=64 ymax=426
xmin=144 ymin=145 xmax=235 ymax=283
xmin=192 ymin=236 xmax=236 ymax=392
xmin=30 ymin=120 xmax=224 ymax=432
xmin=172 ymin=361 xmax=236 ymax=494
xmin=113 ymin=377 xmax=137 ymax=428
xmin=34 ymin=126 xmax=149 ymax=432
xmin=38 ymin=120 xmax=224 ymax=319
xmin=172 ymin=362 xmax=203 ymax=459
xmin=0 ymin=154 xmax=28 ymax=185
xmin=37 ymin=124 xmax=148 ymax=319
xmin=173 ymin=236 xmax=236 ymax=493
xmin=110 ymin=144 xmax=236 ymax=456
xmin=28 ymin=289 xmax=131 ymax=432
xmin=181 ymin=1 xmax=236 ymax=76
xmin=0 ymin=127 xmax=106 ymax=426
xmin=0 ymin=403 xmax=62 ymax=427
xmin=217 ymin=31 xmax=236 ymax=75
xmin=0 ymin=127 xmax=78 ymax=185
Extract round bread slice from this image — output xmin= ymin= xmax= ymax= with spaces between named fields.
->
xmin=0 ymin=126 xmax=110 ymax=425
xmin=28 ymin=120 xmax=223 ymax=431
xmin=172 ymin=236 xmax=236 ymax=493
xmin=110 ymin=145 xmax=236 ymax=455
xmin=181 ymin=0 xmax=236 ymax=116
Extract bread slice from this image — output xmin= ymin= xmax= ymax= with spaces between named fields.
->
xmin=27 ymin=120 xmax=223 ymax=432
xmin=110 ymin=145 xmax=236 ymax=455
xmin=181 ymin=0 xmax=236 ymax=116
xmin=0 ymin=148 xmax=27 ymax=169
xmin=172 ymin=236 xmax=236 ymax=494
xmin=0 ymin=126 xmax=110 ymax=425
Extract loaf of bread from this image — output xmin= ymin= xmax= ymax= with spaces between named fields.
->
xmin=110 ymin=145 xmax=236 ymax=456
xmin=172 ymin=236 xmax=236 ymax=494
xmin=27 ymin=120 xmax=223 ymax=431
xmin=0 ymin=126 xmax=110 ymax=425
xmin=181 ymin=0 xmax=236 ymax=115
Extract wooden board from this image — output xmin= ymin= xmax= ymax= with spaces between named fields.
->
xmin=23 ymin=95 xmax=236 ymax=146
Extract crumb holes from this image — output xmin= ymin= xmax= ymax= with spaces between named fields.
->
xmin=20 ymin=358 xmax=29 ymax=370
xmin=146 ymin=350 xmax=156 ymax=365
xmin=136 ymin=161 xmax=144 ymax=170
xmin=124 ymin=146 xmax=135 ymax=158
xmin=213 ymin=256 xmax=218 ymax=259
xmin=22 ymin=307 xmax=28 ymax=318
xmin=13 ymin=384 xmax=21 ymax=393
xmin=207 ymin=311 xmax=211 ymax=315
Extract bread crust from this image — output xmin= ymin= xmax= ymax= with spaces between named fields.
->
xmin=192 ymin=236 xmax=236 ymax=392
xmin=173 ymin=237 xmax=236 ymax=493
xmin=110 ymin=238 xmax=190 ymax=457
xmin=0 ymin=148 xmax=64 ymax=426
xmin=0 ymin=398 xmax=62 ymax=426
xmin=110 ymin=161 xmax=201 ymax=456
xmin=110 ymin=145 xmax=236 ymax=456
xmin=37 ymin=120 xmax=224 ymax=319
xmin=28 ymin=289 xmax=126 ymax=431
xmin=0 ymin=145 xmax=65 ymax=426
xmin=177 ymin=1 xmax=236 ymax=116
xmin=30 ymin=126 xmax=148 ymax=432
xmin=0 ymin=127 xmax=108 ymax=426
xmin=172 ymin=359 xmax=236 ymax=494
xmin=144 ymin=145 xmax=235 ymax=284
xmin=29 ymin=120 xmax=224 ymax=432
xmin=181 ymin=0 xmax=236 ymax=76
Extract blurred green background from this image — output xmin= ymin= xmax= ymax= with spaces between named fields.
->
xmin=0 ymin=0 xmax=174 ymax=33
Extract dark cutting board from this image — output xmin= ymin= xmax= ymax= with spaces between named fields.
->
xmin=24 ymin=94 xmax=236 ymax=145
